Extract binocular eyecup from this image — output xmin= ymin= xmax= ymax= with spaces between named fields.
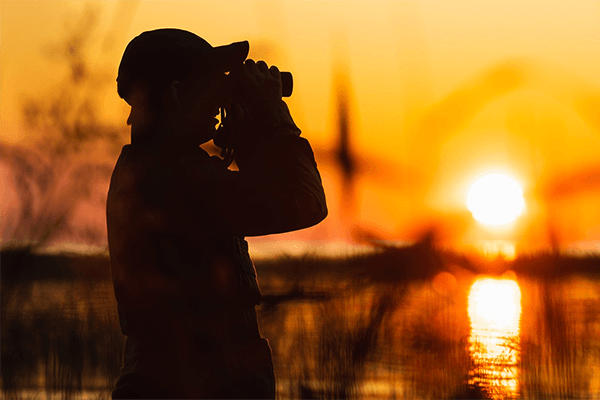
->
xmin=281 ymin=72 xmax=293 ymax=97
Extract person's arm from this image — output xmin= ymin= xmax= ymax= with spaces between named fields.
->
xmin=217 ymin=60 xmax=327 ymax=236
xmin=172 ymin=118 xmax=326 ymax=237
xmin=212 ymin=133 xmax=327 ymax=237
xmin=171 ymin=60 xmax=327 ymax=237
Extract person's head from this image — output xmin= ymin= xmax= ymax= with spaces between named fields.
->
xmin=117 ymin=28 xmax=249 ymax=146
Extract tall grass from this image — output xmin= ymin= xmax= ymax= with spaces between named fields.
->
xmin=1 ymin=247 xmax=123 ymax=400
xmin=519 ymin=274 xmax=600 ymax=399
xmin=1 ymin=242 xmax=599 ymax=399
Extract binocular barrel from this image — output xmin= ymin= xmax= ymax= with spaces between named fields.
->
xmin=281 ymin=72 xmax=293 ymax=97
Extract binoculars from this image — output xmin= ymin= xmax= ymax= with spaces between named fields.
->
xmin=280 ymin=72 xmax=293 ymax=97
xmin=214 ymin=70 xmax=293 ymax=164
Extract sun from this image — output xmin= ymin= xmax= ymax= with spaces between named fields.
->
xmin=467 ymin=174 xmax=525 ymax=226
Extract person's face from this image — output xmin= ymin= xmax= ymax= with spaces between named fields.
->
xmin=126 ymin=82 xmax=160 ymax=140
xmin=176 ymin=66 xmax=236 ymax=144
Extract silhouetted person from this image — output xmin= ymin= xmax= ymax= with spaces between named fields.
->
xmin=106 ymin=28 xmax=327 ymax=399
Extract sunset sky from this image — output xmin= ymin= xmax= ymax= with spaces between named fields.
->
xmin=2 ymin=1 xmax=600 ymax=254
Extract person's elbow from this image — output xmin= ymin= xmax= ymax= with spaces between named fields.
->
xmin=314 ymin=193 xmax=328 ymax=225
xmin=299 ymin=190 xmax=328 ymax=230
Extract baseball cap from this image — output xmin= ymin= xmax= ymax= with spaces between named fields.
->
xmin=117 ymin=28 xmax=249 ymax=105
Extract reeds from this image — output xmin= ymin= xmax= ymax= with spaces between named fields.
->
xmin=1 ymin=247 xmax=123 ymax=400
xmin=519 ymin=274 xmax=600 ymax=399
xmin=1 ymin=243 xmax=599 ymax=399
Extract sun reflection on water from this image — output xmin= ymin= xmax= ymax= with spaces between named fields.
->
xmin=468 ymin=277 xmax=522 ymax=399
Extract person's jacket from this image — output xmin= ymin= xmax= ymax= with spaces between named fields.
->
xmin=107 ymin=121 xmax=327 ymax=397
xmin=106 ymin=125 xmax=327 ymax=340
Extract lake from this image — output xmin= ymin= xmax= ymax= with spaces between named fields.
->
xmin=1 ymin=244 xmax=599 ymax=399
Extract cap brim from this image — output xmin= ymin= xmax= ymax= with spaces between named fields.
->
xmin=212 ymin=41 xmax=249 ymax=71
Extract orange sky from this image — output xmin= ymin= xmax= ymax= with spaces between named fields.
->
xmin=2 ymin=1 xmax=600 ymax=253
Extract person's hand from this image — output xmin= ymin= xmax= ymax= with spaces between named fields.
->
xmin=224 ymin=58 xmax=300 ymax=167
xmin=239 ymin=59 xmax=282 ymax=102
